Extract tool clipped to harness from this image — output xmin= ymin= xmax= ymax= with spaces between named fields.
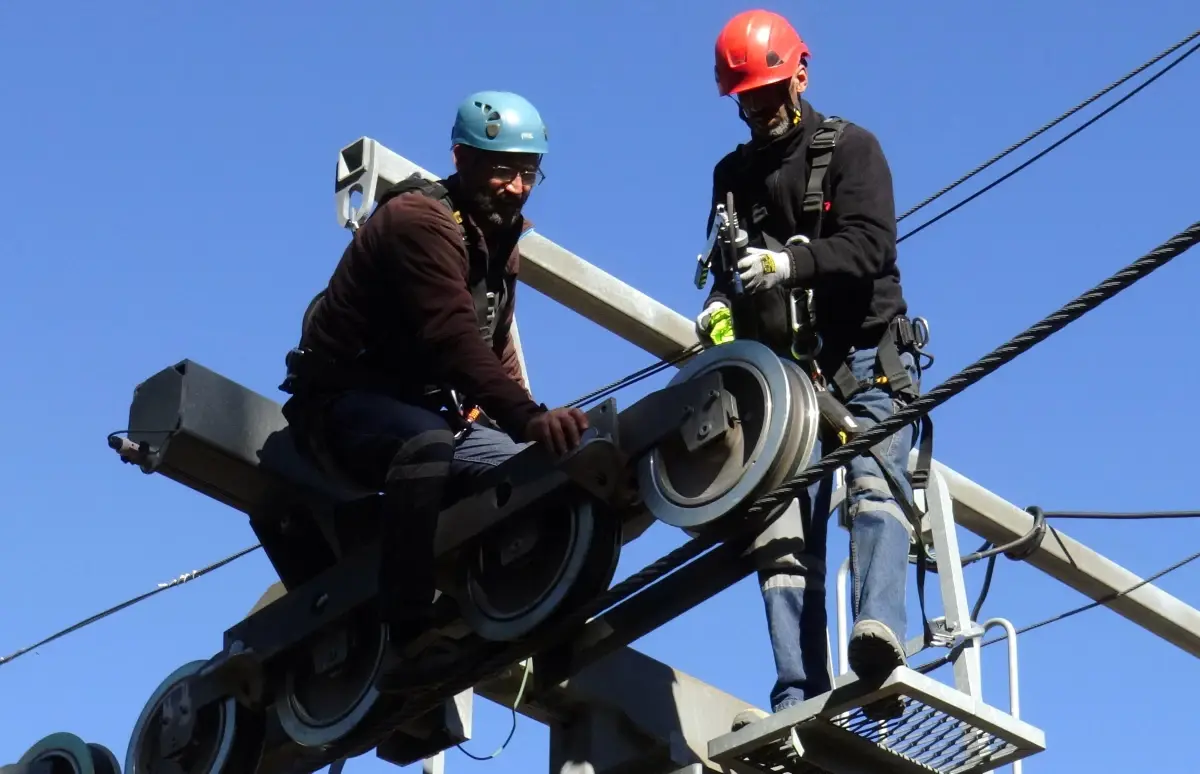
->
xmin=694 ymin=192 xmax=750 ymax=298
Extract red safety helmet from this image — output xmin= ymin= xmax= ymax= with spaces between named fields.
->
xmin=714 ymin=10 xmax=810 ymax=97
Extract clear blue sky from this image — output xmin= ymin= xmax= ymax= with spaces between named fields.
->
xmin=2 ymin=1 xmax=1198 ymax=771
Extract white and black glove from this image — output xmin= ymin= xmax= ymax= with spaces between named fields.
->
xmin=737 ymin=236 xmax=813 ymax=294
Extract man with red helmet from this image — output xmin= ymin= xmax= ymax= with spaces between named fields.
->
xmin=696 ymin=9 xmax=931 ymax=722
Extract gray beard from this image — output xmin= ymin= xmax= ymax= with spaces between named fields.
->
xmin=471 ymin=190 xmax=521 ymax=229
xmin=764 ymin=119 xmax=791 ymax=138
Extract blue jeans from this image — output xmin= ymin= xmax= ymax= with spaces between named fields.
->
xmin=763 ymin=346 xmax=917 ymax=712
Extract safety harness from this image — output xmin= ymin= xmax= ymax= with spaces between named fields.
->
xmin=756 ymin=116 xmax=940 ymax=648
xmin=280 ymin=173 xmax=506 ymax=431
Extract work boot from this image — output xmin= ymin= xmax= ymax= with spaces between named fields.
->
xmin=847 ymin=619 xmax=905 ymax=682
xmin=847 ymin=619 xmax=906 ymax=722
xmin=730 ymin=707 xmax=770 ymax=733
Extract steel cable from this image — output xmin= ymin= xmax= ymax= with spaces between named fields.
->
xmin=898 ymin=37 xmax=1200 ymax=244
xmin=896 ymin=28 xmax=1200 ymax=222
xmin=374 ymin=218 xmax=1200 ymax=729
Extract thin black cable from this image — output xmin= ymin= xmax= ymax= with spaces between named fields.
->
xmin=917 ymin=546 xmax=1200 ymax=675
xmin=898 ymin=38 xmax=1200 ymax=244
xmin=0 ymin=544 xmax=262 ymax=668
xmin=567 ymin=342 xmax=703 ymax=409
xmin=971 ymin=551 xmax=998 ymax=623
xmin=379 ymin=219 xmax=1200 ymax=729
xmin=570 ymin=34 xmax=1200 ymax=409
xmin=897 ymin=28 xmax=1200 ymax=221
xmin=1042 ymin=510 xmax=1200 ymax=521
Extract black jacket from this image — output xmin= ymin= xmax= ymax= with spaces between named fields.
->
xmin=704 ymin=99 xmax=907 ymax=370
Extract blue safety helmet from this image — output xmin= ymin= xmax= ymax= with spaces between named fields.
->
xmin=450 ymin=90 xmax=549 ymax=155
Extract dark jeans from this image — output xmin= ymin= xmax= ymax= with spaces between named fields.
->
xmin=315 ymin=389 xmax=528 ymax=624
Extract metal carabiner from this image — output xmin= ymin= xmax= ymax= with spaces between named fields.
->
xmin=788 ymin=288 xmax=822 ymax=361
xmin=912 ymin=316 xmax=931 ymax=350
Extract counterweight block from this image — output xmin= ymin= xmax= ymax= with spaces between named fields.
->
xmin=637 ymin=339 xmax=821 ymax=529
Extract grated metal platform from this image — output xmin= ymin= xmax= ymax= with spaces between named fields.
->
xmin=708 ymin=668 xmax=1045 ymax=774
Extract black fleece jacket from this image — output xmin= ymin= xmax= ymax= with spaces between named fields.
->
xmin=704 ymin=99 xmax=907 ymax=368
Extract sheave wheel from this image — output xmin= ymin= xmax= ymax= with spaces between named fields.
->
xmin=275 ymin=606 xmax=388 ymax=748
xmin=17 ymin=733 xmax=120 ymax=774
xmin=457 ymin=489 xmax=622 ymax=642
xmin=125 ymin=660 xmax=263 ymax=774
xmin=637 ymin=339 xmax=821 ymax=530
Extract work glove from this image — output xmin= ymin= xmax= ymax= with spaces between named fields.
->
xmin=695 ymin=301 xmax=735 ymax=346
xmin=737 ymin=247 xmax=792 ymax=293
xmin=737 ymin=236 xmax=813 ymax=293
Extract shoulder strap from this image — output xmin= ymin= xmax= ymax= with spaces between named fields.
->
xmin=373 ymin=173 xmax=465 ymax=235
xmin=796 ymin=116 xmax=849 ymax=240
xmin=372 ymin=173 xmax=500 ymax=346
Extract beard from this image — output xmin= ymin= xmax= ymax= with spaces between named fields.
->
xmin=746 ymin=108 xmax=791 ymax=140
xmin=469 ymin=188 xmax=525 ymax=229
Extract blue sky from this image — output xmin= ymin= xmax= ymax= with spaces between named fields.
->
xmin=2 ymin=1 xmax=1198 ymax=772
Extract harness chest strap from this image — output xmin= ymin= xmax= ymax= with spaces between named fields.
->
xmin=281 ymin=174 xmax=505 ymax=417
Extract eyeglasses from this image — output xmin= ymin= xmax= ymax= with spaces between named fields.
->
xmin=489 ymin=164 xmax=546 ymax=187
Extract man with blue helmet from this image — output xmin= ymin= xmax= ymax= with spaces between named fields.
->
xmin=280 ymin=90 xmax=589 ymax=691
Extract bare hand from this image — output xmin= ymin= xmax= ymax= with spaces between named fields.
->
xmin=526 ymin=407 xmax=590 ymax=457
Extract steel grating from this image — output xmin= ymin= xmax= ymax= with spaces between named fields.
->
xmin=708 ymin=668 xmax=1045 ymax=774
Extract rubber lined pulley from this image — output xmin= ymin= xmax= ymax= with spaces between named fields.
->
xmin=457 ymin=488 xmax=622 ymax=642
xmin=275 ymin=608 xmax=388 ymax=748
xmin=16 ymin=732 xmax=121 ymax=774
xmin=125 ymin=660 xmax=262 ymax=774
xmin=636 ymin=339 xmax=820 ymax=529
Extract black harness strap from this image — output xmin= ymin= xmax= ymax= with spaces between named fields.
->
xmin=798 ymin=117 xmax=847 ymax=241
xmin=281 ymin=173 xmax=505 ymax=403
xmin=375 ymin=175 xmax=503 ymax=348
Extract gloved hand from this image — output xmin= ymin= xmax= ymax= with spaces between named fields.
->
xmin=737 ymin=247 xmax=792 ymax=293
xmin=695 ymin=300 xmax=735 ymax=345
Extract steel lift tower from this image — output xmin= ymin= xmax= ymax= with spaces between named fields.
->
xmin=7 ymin=137 xmax=1199 ymax=774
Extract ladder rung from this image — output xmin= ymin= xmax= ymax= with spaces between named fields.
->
xmin=708 ymin=667 xmax=1045 ymax=774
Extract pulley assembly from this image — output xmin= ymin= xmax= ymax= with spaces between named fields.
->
xmin=111 ymin=342 xmax=782 ymax=770
xmin=455 ymin=488 xmax=622 ymax=642
xmin=125 ymin=660 xmax=263 ymax=774
xmin=7 ymin=732 xmax=120 ymax=774
xmin=637 ymin=339 xmax=821 ymax=530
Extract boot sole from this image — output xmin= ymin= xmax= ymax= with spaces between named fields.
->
xmin=847 ymin=631 xmax=904 ymax=683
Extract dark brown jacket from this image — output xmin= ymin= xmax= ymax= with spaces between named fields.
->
xmin=300 ymin=175 xmax=544 ymax=438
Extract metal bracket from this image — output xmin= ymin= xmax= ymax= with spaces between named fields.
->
xmin=678 ymin=384 xmax=735 ymax=454
xmin=335 ymin=137 xmax=380 ymax=231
